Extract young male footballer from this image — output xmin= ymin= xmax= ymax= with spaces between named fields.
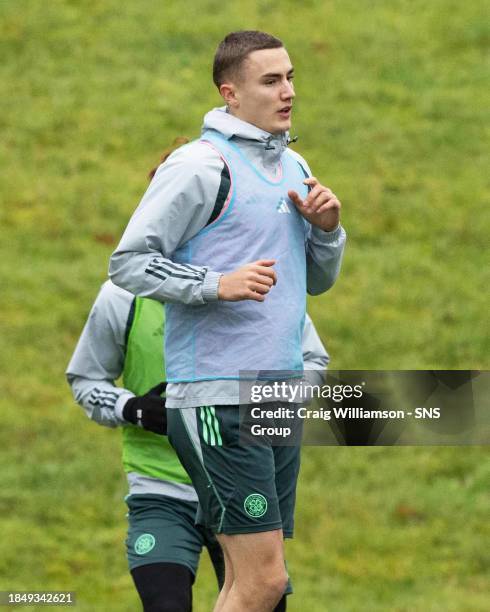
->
xmin=109 ymin=30 xmax=345 ymax=611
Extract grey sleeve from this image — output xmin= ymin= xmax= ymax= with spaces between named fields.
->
xmin=65 ymin=281 xmax=135 ymax=428
xmin=302 ymin=313 xmax=329 ymax=388
xmin=287 ymin=149 xmax=347 ymax=295
xmin=306 ymin=223 xmax=347 ymax=295
xmin=109 ymin=142 xmax=225 ymax=304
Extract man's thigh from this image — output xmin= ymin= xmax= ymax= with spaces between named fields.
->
xmin=217 ymin=529 xmax=285 ymax=585
xmin=167 ymin=406 xmax=282 ymax=535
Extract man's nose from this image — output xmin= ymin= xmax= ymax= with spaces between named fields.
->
xmin=281 ymin=80 xmax=295 ymax=99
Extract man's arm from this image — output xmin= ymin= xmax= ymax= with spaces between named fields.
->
xmin=110 ymin=141 xmax=281 ymax=304
xmin=306 ymin=223 xmax=346 ymax=295
xmin=66 ymin=281 xmax=134 ymax=427
xmin=287 ymin=151 xmax=347 ymax=295
xmin=67 ymin=281 xmax=167 ymax=434
xmin=109 ymin=143 xmax=225 ymax=304
xmin=302 ymin=313 xmax=329 ymax=388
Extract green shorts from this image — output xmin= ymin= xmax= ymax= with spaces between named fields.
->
xmin=167 ymin=405 xmax=301 ymax=537
xmin=125 ymin=493 xmax=223 ymax=580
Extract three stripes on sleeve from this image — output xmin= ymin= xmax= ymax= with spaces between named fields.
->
xmin=145 ymin=258 xmax=206 ymax=282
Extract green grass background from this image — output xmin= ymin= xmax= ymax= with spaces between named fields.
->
xmin=1 ymin=0 xmax=489 ymax=610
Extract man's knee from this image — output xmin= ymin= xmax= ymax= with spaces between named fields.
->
xmin=259 ymin=567 xmax=289 ymax=601
xmin=233 ymin=571 xmax=288 ymax=610
xmin=235 ymin=562 xmax=288 ymax=607
xmin=219 ymin=530 xmax=287 ymax=605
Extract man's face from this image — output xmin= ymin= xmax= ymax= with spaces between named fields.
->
xmin=224 ymin=47 xmax=295 ymax=135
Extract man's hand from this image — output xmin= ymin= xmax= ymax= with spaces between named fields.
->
xmin=288 ymin=178 xmax=341 ymax=232
xmin=218 ymin=260 xmax=277 ymax=302
xmin=123 ymin=382 xmax=167 ymax=435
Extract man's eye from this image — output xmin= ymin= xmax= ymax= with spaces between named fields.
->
xmin=288 ymin=76 xmax=294 ymax=81
xmin=265 ymin=80 xmax=275 ymax=85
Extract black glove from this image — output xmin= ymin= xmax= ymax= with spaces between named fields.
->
xmin=122 ymin=382 xmax=167 ymax=435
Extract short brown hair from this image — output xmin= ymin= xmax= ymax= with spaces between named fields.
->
xmin=213 ymin=30 xmax=283 ymax=88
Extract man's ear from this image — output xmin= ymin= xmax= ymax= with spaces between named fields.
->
xmin=219 ymin=82 xmax=239 ymax=109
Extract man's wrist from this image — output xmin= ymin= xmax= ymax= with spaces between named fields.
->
xmin=321 ymin=222 xmax=340 ymax=233
xmin=202 ymin=270 xmax=223 ymax=302
xmin=118 ymin=393 xmax=136 ymax=424
xmin=311 ymin=223 xmax=343 ymax=241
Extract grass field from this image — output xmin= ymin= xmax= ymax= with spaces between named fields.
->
xmin=1 ymin=1 xmax=489 ymax=610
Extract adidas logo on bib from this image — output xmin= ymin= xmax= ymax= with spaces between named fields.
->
xmin=276 ymin=197 xmax=291 ymax=214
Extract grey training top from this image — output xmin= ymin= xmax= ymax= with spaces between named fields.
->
xmin=109 ymin=107 xmax=346 ymax=407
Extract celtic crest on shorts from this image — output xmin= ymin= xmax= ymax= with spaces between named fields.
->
xmin=134 ymin=533 xmax=156 ymax=555
xmin=244 ymin=493 xmax=268 ymax=517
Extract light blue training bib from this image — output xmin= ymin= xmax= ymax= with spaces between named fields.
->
xmin=165 ymin=130 xmax=309 ymax=382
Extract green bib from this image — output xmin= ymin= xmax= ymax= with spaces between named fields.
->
xmin=122 ymin=297 xmax=191 ymax=484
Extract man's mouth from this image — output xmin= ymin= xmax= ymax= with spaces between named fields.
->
xmin=278 ymin=106 xmax=292 ymax=118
